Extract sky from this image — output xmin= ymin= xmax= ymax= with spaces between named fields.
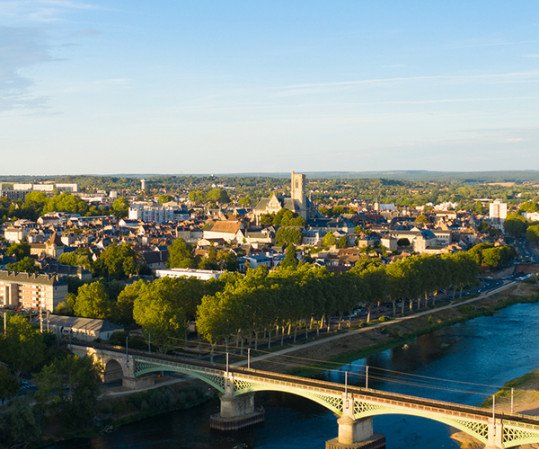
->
xmin=1 ymin=0 xmax=538 ymax=175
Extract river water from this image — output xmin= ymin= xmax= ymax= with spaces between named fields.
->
xmin=48 ymin=302 xmax=539 ymax=449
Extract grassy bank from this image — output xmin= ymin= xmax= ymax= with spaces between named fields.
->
xmin=483 ymin=369 xmax=539 ymax=408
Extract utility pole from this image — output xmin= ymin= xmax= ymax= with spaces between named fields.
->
xmin=247 ymin=348 xmax=251 ymax=369
xmin=365 ymin=365 xmax=369 ymax=389
xmin=126 ymin=336 xmax=129 ymax=367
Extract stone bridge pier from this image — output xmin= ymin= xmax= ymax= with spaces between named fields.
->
xmin=210 ymin=373 xmax=264 ymax=431
xmin=326 ymin=395 xmax=385 ymax=449
xmin=484 ymin=418 xmax=503 ymax=449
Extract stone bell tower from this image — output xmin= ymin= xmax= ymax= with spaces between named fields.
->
xmin=290 ymin=171 xmax=305 ymax=206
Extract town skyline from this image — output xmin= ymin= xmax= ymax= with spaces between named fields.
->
xmin=2 ymin=1 xmax=539 ymax=175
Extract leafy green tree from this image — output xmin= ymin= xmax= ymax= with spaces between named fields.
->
xmin=238 ymin=196 xmax=251 ymax=206
xmin=519 ymin=201 xmax=539 ymax=213
xmin=72 ymin=281 xmax=113 ymax=319
xmin=0 ymin=366 xmax=19 ymax=403
xmin=322 ymin=232 xmax=336 ymax=247
xmin=133 ymin=277 xmax=188 ymax=352
xmin=504 ymin=213 xmax=527 ymax=236
xmin=281 ymin=244 xmax=298 ymax=270
xmin=415 ymin=214 xmax=428 ymax=224
xmin=207 ymin=188 xmax=231 ymax=204
xmin=6 ymin=240 xmax=30 ymax=260
xmin=167 ymin=238 xmax=196 ymax=268
xmin=527 ymin=224 xmax=539 ymax=243
xmin=275 ymin=227 xmax=303 ymax=245
xmin=93 ymin=243 xmax=145 ymax=279
xmin=273 ymin=209 xmax=306 ymax=227
xmin=58 ymin=247 xmax=93 ymax=271
xmin=158 ymin=194 xmax=173 ymax=205
xmin=337 ymin=236 xmax=348 ymax=248
xmin=34 ymin=355 xmax=102 ymax=429
xmin=6 ymin=256 xmax=41 ymax=273
xmin=0 ymin=315 xmax=45 ymax=377
xmin=472 ymin=202 xmax=487 ymax=215
xmin=112 ymin=197 xmax=129 ymax=218
xmin=217 ymin=249 xmax=239 ymax=271
xmin=199 ymin=244 xmax=219 ymax=270
xmin=0 ymin=402 xmax=42 ymax=447
xmin=188 ymin=190 xmax=207 ymax=203
xmin=260 ymin=213 xmax=274 ymax=226
xmin=43 ymin=192 xmax=89 ymax=215
xmin=115 ymin=279 xmax=147 ymax=325
xmin=20 ymin=191 xmax=48 ymax=219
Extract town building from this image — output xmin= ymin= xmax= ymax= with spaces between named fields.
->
xmin=128 ymin=202 xmax=189 ymax=223
xmin=38 ymin=315 xmax=123 ymax=342
xmin=489 ymin=199 xmax=508 ymax=229
xmin=0 ymin=270 xmax=68 ymax=312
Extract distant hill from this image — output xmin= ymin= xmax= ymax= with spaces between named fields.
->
xmin=2 ymin=170 xmax=539 ymax=183
xmin=197 ymin=170 xmax=539 ymax=183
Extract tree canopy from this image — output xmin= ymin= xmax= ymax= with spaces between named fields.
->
xmin=93 ymin=243 xmax=145 ymax=279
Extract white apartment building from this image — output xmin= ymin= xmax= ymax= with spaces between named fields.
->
xmin=128 ymin=202 xmax=189 ymax=223
xmin=489 ymin=199 xmax=508 ymax=224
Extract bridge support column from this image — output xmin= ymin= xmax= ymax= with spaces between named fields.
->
xmin=484 ymin=418 xmax=503 ymax=449
xmin=326 ymin=396 xmax=385 ymax=449
xmin=122 ymin=375 xmax=154 ymax=389
xmin=210 ymin=375 xmax=264 ymax=431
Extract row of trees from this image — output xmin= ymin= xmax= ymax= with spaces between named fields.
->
xmin=196 ymin=252 xmax=480 ymax=354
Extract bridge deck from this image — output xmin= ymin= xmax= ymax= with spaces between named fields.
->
xmin=75 ymin=342 xmax=539 ymax=429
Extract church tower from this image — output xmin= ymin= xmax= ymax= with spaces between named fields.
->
xmin=290 ymin=171 xmax=305 ymax=205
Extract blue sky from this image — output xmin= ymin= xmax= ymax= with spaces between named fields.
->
xmin=1 ymin=1 xmax=538 ymax=175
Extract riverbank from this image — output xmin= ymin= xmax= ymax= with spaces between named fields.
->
xmin=252 ymin=280 xmax=539 ymax=376
xmin=451 ymin=369 xmax=539 ymax=449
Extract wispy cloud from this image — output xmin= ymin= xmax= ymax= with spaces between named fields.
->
xmin=0 ymin=26 xmax=52 ymax=111
xmin=274 ymin=70 xmax=539 ymax=92
xmin=523 ymin=53 xmax=539 ymax=58
xmin=0 ymin=0 xmax=100 ymax=23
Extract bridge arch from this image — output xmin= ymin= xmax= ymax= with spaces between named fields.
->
xmin=135 ymin=363 xmax=226 ymax=393
xmin=103 ymin=359 xmax=124 ymax=384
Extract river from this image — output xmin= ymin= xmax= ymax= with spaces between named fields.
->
xmin=47 ymin=301 xmax=539 ymax=449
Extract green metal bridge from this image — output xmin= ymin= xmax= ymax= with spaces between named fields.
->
xmin=71 ymin=343 xmax=539 ymax=449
